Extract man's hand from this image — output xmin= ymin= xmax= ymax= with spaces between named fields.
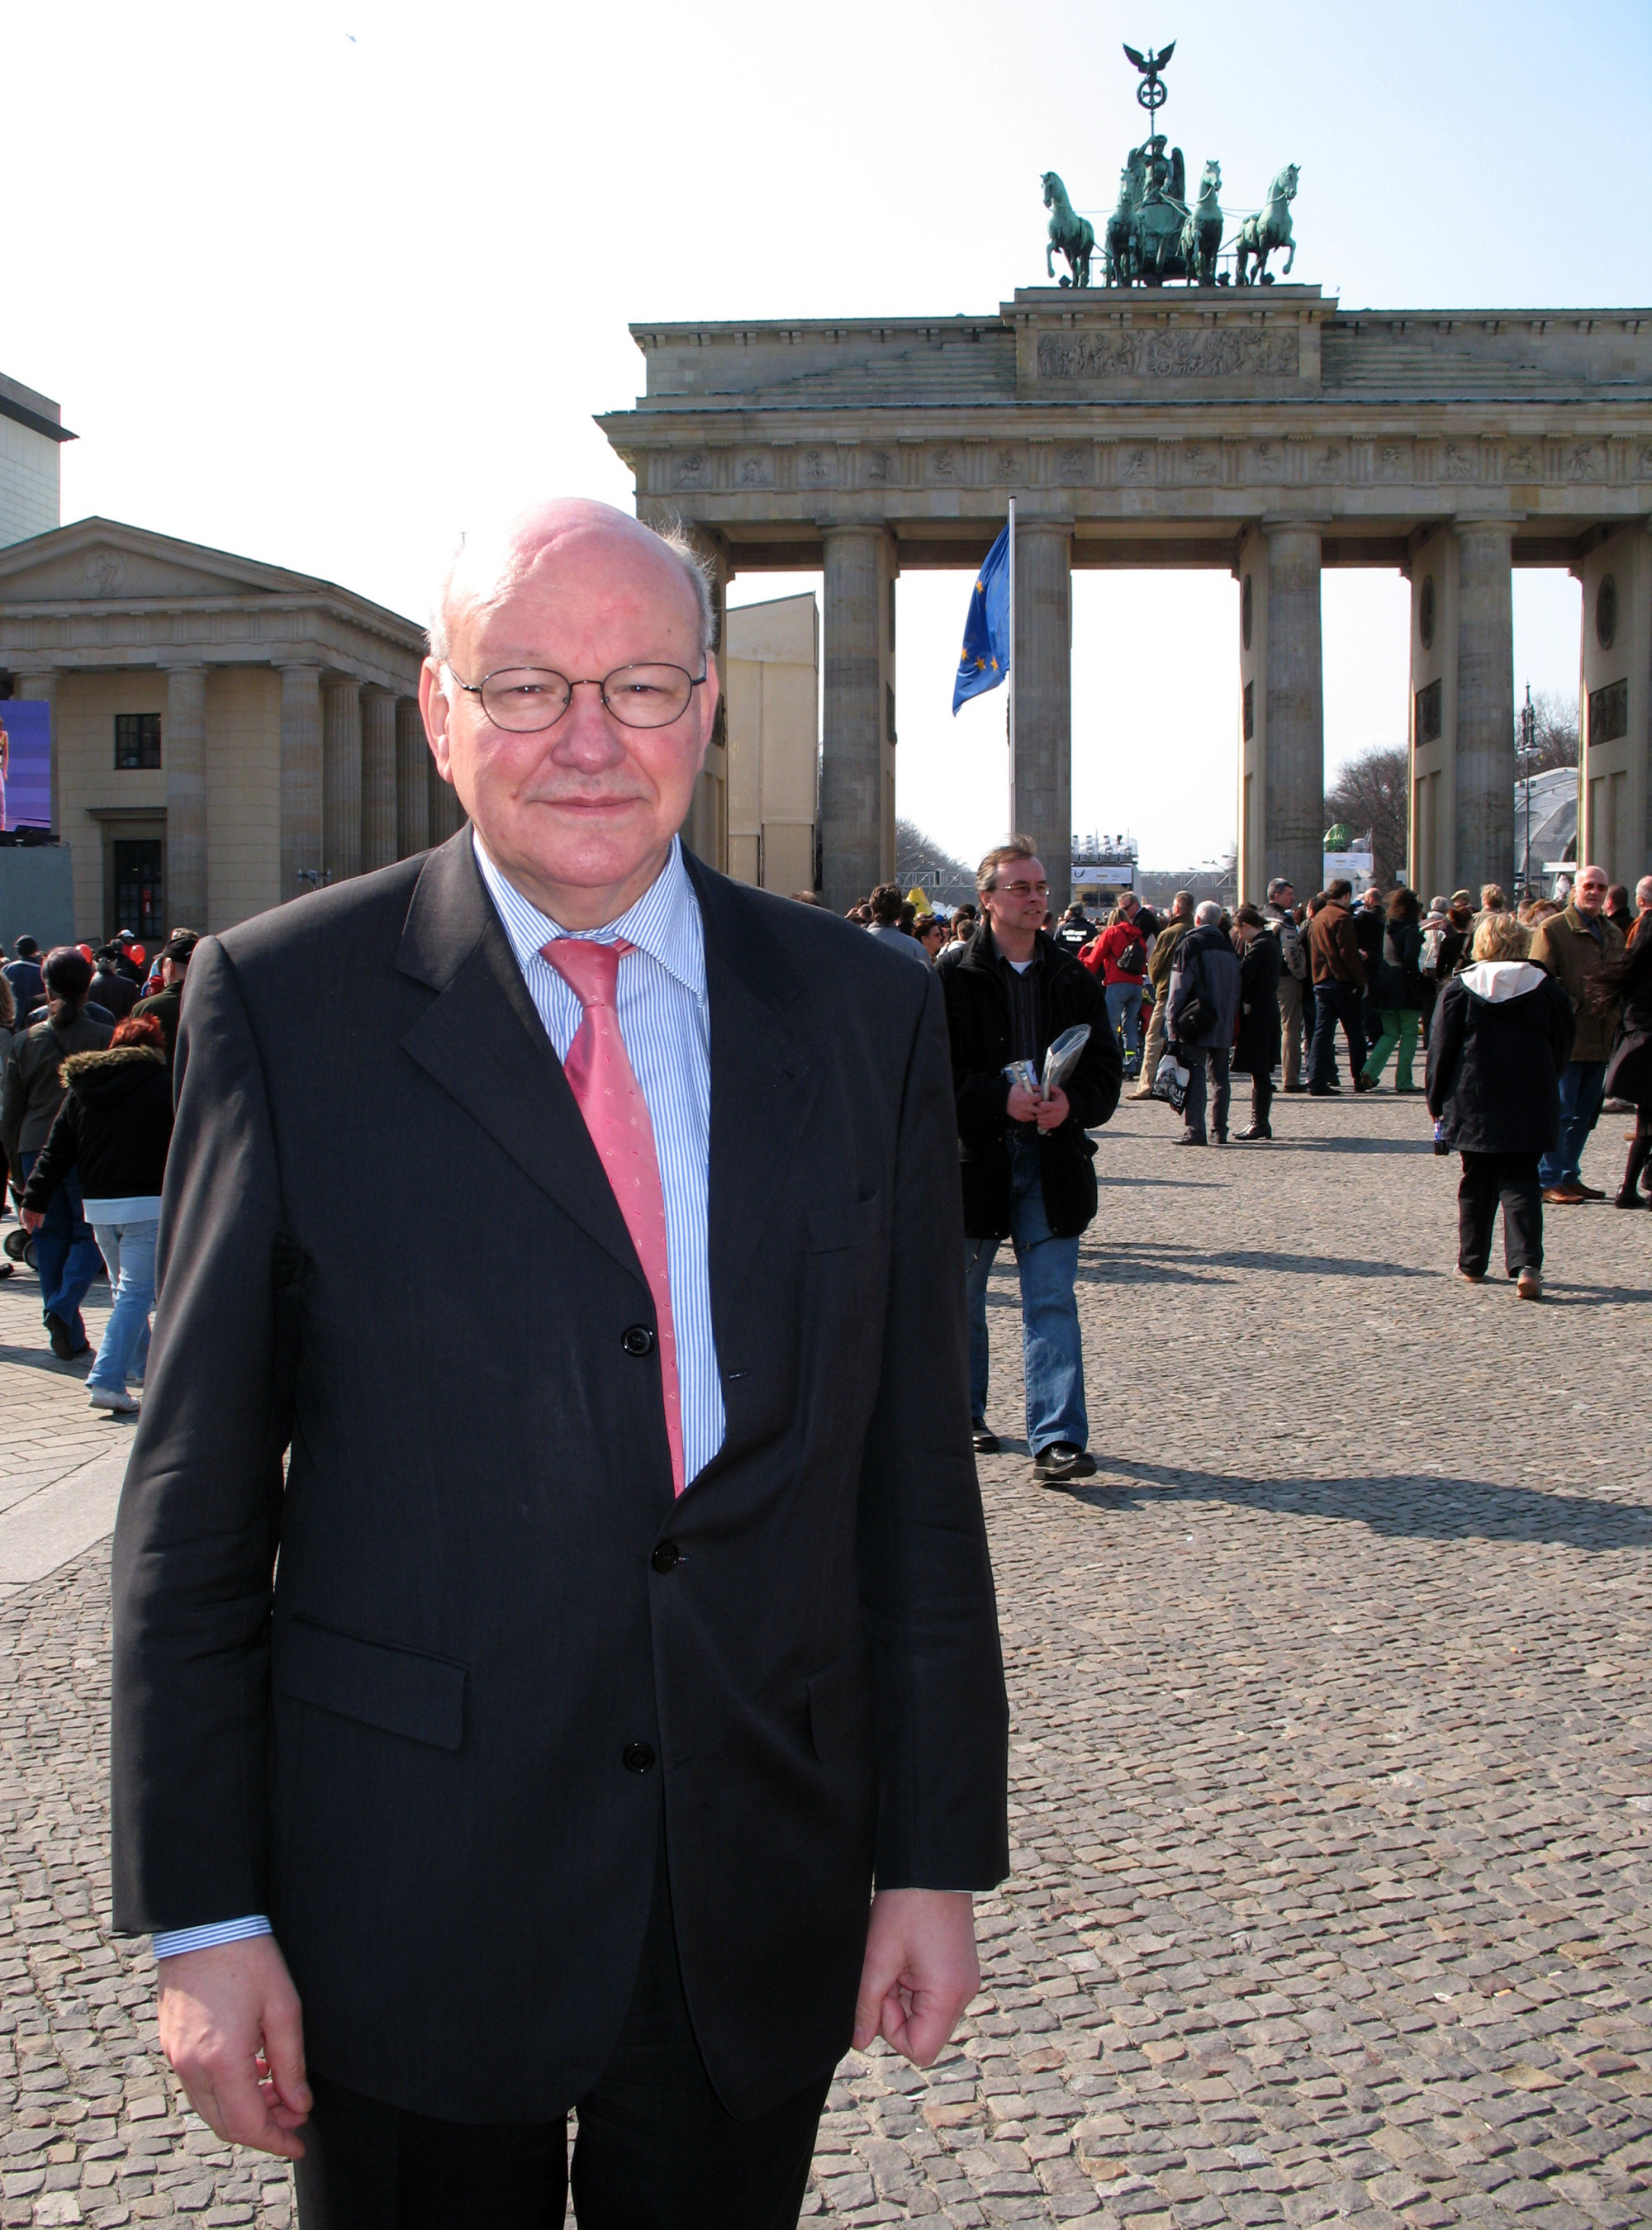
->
xmin=1033 ymin=1085 xmax=1069 ymax=1132
xmin=1004 ymin=1081 xmax=1042 ymax=1125
xmin=852 ymin=1889 xmax=980 ymax=2067
xmin=20 ymin=1206 xmax=41 ymax=1233
xmin=156 ymin=1937 xmax=311 ymax=2159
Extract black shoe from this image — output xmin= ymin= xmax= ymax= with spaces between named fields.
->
xmin=1393 ymin=1084 xmax=1422 ymax=1095
xmin=971 ymin=1426 xmax=999 ymax=1454
xmin=1615 ymin=1189 xmax=1651 ymax=1210
xmin=1307 ymin=1086 xmax=1339 ymax=1097
xmin=1282 ymin=1083 xmax=1308 ymax=1094
xmin=1234 ymin=1124 xmax=1273 ymax=1141
xmin=1034 ymin=1443 xmax=1098 ymax=1483
xmin=1173 ymin=1131 xmax=1207 ymax=1146
xmin=1354 ymin=1074 xmax=1375 ymax=1094
xmin=45 ymin=1312 xmax=78 ymax=1361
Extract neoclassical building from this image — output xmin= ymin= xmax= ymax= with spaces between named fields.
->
xmin=0 ymin=518 xmax=455 ymax=941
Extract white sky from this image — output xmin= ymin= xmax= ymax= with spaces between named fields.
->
xmin=11 ymin=0 xmax=1649 ymax=867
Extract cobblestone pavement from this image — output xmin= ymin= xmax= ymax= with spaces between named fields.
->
xmin=2 ymin=1091 xmax=1650 ymax=2227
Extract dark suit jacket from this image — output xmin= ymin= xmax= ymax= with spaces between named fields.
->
xmin=111 ymin=832 xmax=1009 ymax=2124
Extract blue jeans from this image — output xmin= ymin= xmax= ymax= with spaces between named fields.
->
xmin=88 ymin=1219 xmax=157 ymax=1394
xmin=1310 ymin=983 xmax=1367 ymax=1090
xmin=966 ymin=1132 xmax=1087 ymax=1455
xmin=1540 ymin=1061 xmax=1608 ymax=1190
xmin=21 ymin=1150 xmax=103 ymax=1350
xmin=1104 ymin=981 xmax=1144 ymax=1074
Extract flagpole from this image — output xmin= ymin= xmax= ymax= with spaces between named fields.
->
xmin=1006 ymin=496 xmax=1017 ymax=833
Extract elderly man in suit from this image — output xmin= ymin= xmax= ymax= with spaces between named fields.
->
xmin=112 ymin=501 xmax=1009 ymax=2229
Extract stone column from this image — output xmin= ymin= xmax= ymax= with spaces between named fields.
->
xmin=819 ymin=525 xmax=895 ymax=913
xmin=1012 ymin=521 xmax=1074 ymax=911
xmin=1577 ymin=526 xmax=1650 ymax=888
xmin=360 ymin=687 xmax=397 ymax=874
xmin=681 ymin=525 xmax=730 ymax=872
xmin=278 ymin=664 xmax=323 ymax=901
xmin=322 ymin=676 xmax=363 ymax=882
xmin=1453 ymin=522 xmax=1515 ymax=894
xmin=13 ymin=669 xmax=58 ymax=831
xmin=1406 ymin=532 xmax=1457 ymax=898
xmin=1262 ymin=524 xmax=1325 ymax=908
xmin=396 ymin=697 xmax=430 ymax=859
xmin=163 ymin=663 xmax=209 ymax=929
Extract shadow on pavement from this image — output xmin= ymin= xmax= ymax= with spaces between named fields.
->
xmin=1060 ymin=1459 xmax=1652 ymax=1549
xmin=1080 ymin=1244 xmax=1431 ymax=1283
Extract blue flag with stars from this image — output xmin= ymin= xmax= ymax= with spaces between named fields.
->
xmin=952 ymin=527 xmax=1010 ymax=713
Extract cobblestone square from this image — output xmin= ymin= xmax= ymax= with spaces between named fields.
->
xmin=2 ymin=1093 xmax=1649 ymax=2227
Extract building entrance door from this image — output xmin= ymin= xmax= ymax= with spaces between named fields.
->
xmin=114 ymin=838 xmax=164 ymax=942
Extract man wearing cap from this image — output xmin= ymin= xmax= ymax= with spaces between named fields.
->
xmin=131 ymin=932 xmax=198 ymax=1063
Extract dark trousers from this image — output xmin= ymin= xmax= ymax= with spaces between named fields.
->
xmin=1309 ymin=983 xmax=1367 ymax=1091
xmin=293 ymin=1837 xmax=829 ymax=2230
xmin=1244 ymin=1073 xmax=1275 ymax=1131
xmin=1458 ymin=1151 xmax=1543 ymax=1277
xmin=1181 ymin=1045 xmax=1230 ymax=1140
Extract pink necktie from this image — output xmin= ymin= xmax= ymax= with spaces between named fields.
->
xmin=543 ymin=938 xmax=685 ymax=1497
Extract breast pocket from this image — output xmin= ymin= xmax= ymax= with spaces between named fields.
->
xmin=806 ymin=1192 xmax=882 ymax=1255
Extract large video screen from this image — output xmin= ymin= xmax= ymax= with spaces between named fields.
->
xmin=0 ymin=700 xmax=50 ymax=832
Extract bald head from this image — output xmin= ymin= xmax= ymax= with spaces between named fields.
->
xmin=430 ymin=500 xmax=714 ymax=670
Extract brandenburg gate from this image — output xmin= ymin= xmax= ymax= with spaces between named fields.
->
xmin=599 ymin=287 xmax=1652 ymax=913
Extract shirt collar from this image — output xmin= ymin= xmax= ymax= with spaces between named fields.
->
xmin=472 ymin=830 xmax=705 ymax=999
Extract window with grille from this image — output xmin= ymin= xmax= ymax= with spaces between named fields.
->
xmin=115 ymin=713 xmax=162 ymax=769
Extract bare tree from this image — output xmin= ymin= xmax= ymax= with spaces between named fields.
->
xmin=1325 ymin=746 xmax=1409 ymax=886
xmin=894 ymin=818 xmax=975 ymax=905
xmin=1518 ymin=690 xmax=1578 ymax=772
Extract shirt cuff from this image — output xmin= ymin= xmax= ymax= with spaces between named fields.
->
xmin=151 ymin=1915 xmax=273 ymax=1960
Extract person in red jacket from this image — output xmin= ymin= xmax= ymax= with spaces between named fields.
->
xmin=1083 ymin=897 xmax=1150 ymax=1079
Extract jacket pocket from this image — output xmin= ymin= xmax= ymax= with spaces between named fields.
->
xmin=806 ymin=1647 xmax=871 ymax=1762
xmin=273 ymin=1619 xmax=467 ymax=1751
xmin=806 ymin=1192 xmax=881 ymax=1254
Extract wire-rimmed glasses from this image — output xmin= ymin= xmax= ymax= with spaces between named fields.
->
xmin=444 ymin=662 xmax=706 ymax=733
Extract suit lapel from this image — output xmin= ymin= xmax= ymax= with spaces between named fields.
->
xmin=687 ymin=856 xmax=825 ymax=1321
xmin=396 ymin=833 xmax=642 ymax=1283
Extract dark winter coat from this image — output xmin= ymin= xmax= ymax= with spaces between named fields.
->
xmin=21 ymin=1046 xmax=173 ymax=1212
xmin=1425 ymin=966 xmax=1577 ymax=1155
xmin=131 ymin=983 xmax=184 ymax=1063
xmin=1602 ymin=935 xmax=1652 ymax=1110
xmin=90 ymin=966 xmax=138 ymax=1022
xmin=1378 ymin=919 xmax=1426 ymax=1011
xmin=1166 ymin=924 xmax=1241 ymax=1051
xmin=1354 ymin=904 xmax=1386 ymax=989
xmin=941 ymin=926 xmax=1122 ymax=1241
xmin=1232 ymin=932 xmax=1283 ymax=1077
xmin=0 ymin=1010 xmax=114 ymax=1166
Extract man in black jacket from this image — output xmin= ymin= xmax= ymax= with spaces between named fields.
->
xmin=941 ymin=842 xmax=1122 ymax=1484
xmin=111 ymin=501 xmax=1009 ymax=2228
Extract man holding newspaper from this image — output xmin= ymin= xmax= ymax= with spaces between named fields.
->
xmin=941 ymin=840 xmax=1123 ymax=1485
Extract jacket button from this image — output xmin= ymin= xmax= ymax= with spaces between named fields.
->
xmin=622 ymin=1742 xmax=656 ymax=1774
xmin=621 ymin=1325 xmax=655 ymax=1358
xmin=651 ymin=1541 xmax=681 ymax=1573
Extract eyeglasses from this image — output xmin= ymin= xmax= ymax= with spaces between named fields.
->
xmin=993 ymin=880 xmax=1051 ymax=899
xmin=444 ymin=662 xmax=706 ymax=733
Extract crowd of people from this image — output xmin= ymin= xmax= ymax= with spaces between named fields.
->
xmin=1 ymin=926 xmax=196 ymax=1402
xmin=834 ymin=856 xmax=1652 ymax=1380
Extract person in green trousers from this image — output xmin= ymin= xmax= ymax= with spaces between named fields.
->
xmin=1363 ymin=886 xmax=1427 ymax=1093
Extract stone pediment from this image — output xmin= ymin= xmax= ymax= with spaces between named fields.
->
xmin=0 ymin=517 xmax=335 ymax=607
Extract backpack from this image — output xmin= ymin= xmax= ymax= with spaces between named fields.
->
xmin=1275 ymin=913 xmax=1308 ymax=982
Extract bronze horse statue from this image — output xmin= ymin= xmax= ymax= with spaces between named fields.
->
xmin=1179 ymin=159 xmax=1223 ymax=287
xmin=1042 ymin=171 xmax=1094 ymax=287
xmin=1236 ymin=164 xmax=1299 ymax=284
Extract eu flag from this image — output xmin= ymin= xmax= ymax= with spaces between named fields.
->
xmin=952 ymin=527 xmax=1011 ymax=714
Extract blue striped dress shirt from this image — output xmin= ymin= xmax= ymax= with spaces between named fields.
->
xmin=152 ymin=834 xmax=724 ymax=1962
